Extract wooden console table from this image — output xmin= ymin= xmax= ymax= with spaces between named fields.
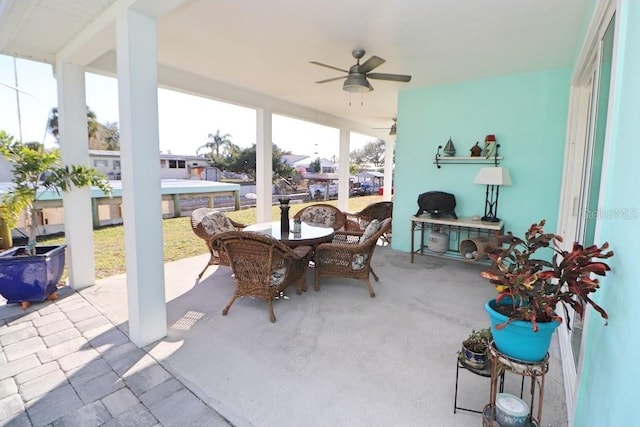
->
xmin=410 ymin=215 xmax=503 ymax=263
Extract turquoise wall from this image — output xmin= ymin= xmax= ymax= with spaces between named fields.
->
xmin=392 ymin=69 xmax=571 ymax=252
xmin=574 ymin=2 xmax=640 ymax=425
xmin=387 ymin=4 xmax=640 ymax=424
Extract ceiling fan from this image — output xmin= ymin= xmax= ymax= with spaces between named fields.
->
xmin=374 ymin=118 xmax=397 ymax=136
xmin=310 ymin=49 xmax=411 ymax=92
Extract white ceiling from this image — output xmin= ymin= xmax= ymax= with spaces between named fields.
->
xmin=0 ymin=0 xmax=590 ymax=134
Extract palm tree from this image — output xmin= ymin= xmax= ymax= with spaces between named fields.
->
xmin=197 ymin=130 xmax=240 ymax=169
xmin=47 ymin=107 xmax=99 ymax=142
xmin=0 ymin=131 xmax=111 ymax=254
xmin=197 ymin=130 xmax=233 ymax=157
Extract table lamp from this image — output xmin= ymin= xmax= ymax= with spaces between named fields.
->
xmin=473 ymin=167 xmax=512 ymax=222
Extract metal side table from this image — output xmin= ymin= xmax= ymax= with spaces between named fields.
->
xmin=482 ymin=344 xmax=549 ymax=427
xmin=454 ymin=356 xmax=499 ymax=414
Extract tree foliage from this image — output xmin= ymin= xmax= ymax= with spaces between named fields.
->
xmin=48 ymin=107 xmax=99 ymax=141
xmin=350 ymin=139 xmax=390 ymax=174
xmin=226 ymin=144 xmax=295 ymax=181
xmin=352 ymin=138 xmax=386 ymax=167
xmin=197 ymin=130 xmax=241 ymax=169
xmin=93 ymin=122 xmax=120 ymax=151
xmin=309 ymin=158 xmax=321 ymax=173
xmin=47 ymin=107 xmax=119 ymax=150
xmin=349 ymin=149 xmax=365 ymax=165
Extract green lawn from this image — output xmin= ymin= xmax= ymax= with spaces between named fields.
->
xmin=41 ymin=195 xmax=384 ymax=280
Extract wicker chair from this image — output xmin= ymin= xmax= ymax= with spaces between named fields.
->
xmin=213 ymin=231 xmax=313 ymax=322
xmin=293 ymin=203 xmax=346 ymax=231
xmin=313 ymin=218 xmax=392 ymax=298
xmin=344 ymin=201 xmax=393 ymax=243
xmin=190 ymin=208 xmax=247 ymax=279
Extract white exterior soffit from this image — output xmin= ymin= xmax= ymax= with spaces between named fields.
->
xmin=86 ymin=51 xmax=378 ymax=137
xmin=33 ymin=0 xmax=374 ymax=137
xmin=0 ymin=0 xmax=591 ymax=135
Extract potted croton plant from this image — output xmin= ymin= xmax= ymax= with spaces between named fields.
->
xmin=0 ymin=130 xmax=111 ymax=308
xmin=480 ymin=219 xmax=614 ymax=362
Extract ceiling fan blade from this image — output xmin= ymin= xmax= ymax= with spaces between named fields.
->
xmin=367 ymin=73 xmax=412 ymax=82
xmin=315 ymin=76 xmax=347 ymax=84
xmin=358 ymin=56 xmax=385 ymax=74
xmin=310 ymin=61 xmax=349 ymax=73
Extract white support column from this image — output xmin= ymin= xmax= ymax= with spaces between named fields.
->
xmin=116 ymin=8 xmax=166 ymax=346
xmin=256 ymin=108 xmax=273 ymax=222
xmin=337 ymin=128 xmax=350 ymax=211
xmin=55 ymin=61 xmax=95 ymax=289
xmin=383 ymin=139 xmax=394 ymax=202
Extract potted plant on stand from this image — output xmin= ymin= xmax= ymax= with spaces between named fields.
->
xmin=480 ymin=219 xmax=614 ymax=362
xmin=459 ymin=328 xmax=492 ymax=369
xmin=0 ymin=130 xmax=111 ymax=309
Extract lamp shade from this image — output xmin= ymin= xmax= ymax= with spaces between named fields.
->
xmin=343 ymin=74 xmax=373 ymax=92
xmin=473 ymin=167 xmax=512 ymax=186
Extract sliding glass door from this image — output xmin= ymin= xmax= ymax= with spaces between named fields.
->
xmin=556 ymin=3 xmax=616 ymax=421
xmin=572 ymin=12 xmax=614 ymax=372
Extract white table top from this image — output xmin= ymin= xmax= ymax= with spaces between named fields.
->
xmin=411 ymin=215 xmax=504 ymax=231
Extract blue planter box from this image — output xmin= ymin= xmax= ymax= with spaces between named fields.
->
xmin=0 ymin=245 xmax=66 ymax=304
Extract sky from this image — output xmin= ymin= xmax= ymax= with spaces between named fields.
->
xmin=0 ymin=55 xmax=375 ymax=160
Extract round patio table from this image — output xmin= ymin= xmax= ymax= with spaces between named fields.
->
xmin=244 ymin=221 xmax=334 ymax=248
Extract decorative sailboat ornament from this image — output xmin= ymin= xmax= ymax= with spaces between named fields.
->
xmin=443 ymin=137 xmax=456 ymax=156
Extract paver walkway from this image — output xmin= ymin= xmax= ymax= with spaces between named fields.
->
xmin=0 ymin=288 xmax=231 ymax=427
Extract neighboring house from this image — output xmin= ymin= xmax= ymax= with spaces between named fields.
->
xmin=88 ymin=150 xmax=121 ymax=179
xmin=283 ymin=155 xmax=337 ymax=173
xmin=316 ymin=158 xmax=337 ymax=173
xmin=0 ymin=150 xmax=212 ymax=182
xmin=281 ymin=154 xmax=310 ymax=168
xmin=88 ymin=150 xmax=210 ymax=180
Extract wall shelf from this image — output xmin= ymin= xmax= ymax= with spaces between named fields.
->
xmin=434 ymin=144 xmax=502 ymax=168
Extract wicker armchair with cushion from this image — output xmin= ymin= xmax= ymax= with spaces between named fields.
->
xmin=190 ymin=208 xmax=247 ymax=279
xmin=213 ymin=231 xmax=313 ymax=322
xmin=313 ymin=218 xmax=392 ymax=298
xmin=344 ymin=201 xmax=393 ymax=243
xmin=293 ymin=203 xmax=346 ymax=231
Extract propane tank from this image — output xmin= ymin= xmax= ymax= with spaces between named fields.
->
xmin=428 ymin=228 xmax=450 ymax=253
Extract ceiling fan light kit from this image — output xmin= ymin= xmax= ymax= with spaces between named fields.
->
xmin=343 ymin=74 xmax=373 ymax=92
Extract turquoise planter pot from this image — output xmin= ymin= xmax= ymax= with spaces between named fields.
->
xmin=484 ymin=298 xmax=560 ymax=362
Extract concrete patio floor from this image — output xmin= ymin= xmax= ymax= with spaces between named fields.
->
xmin=1 ymin=246 xmax=568 ymax=426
